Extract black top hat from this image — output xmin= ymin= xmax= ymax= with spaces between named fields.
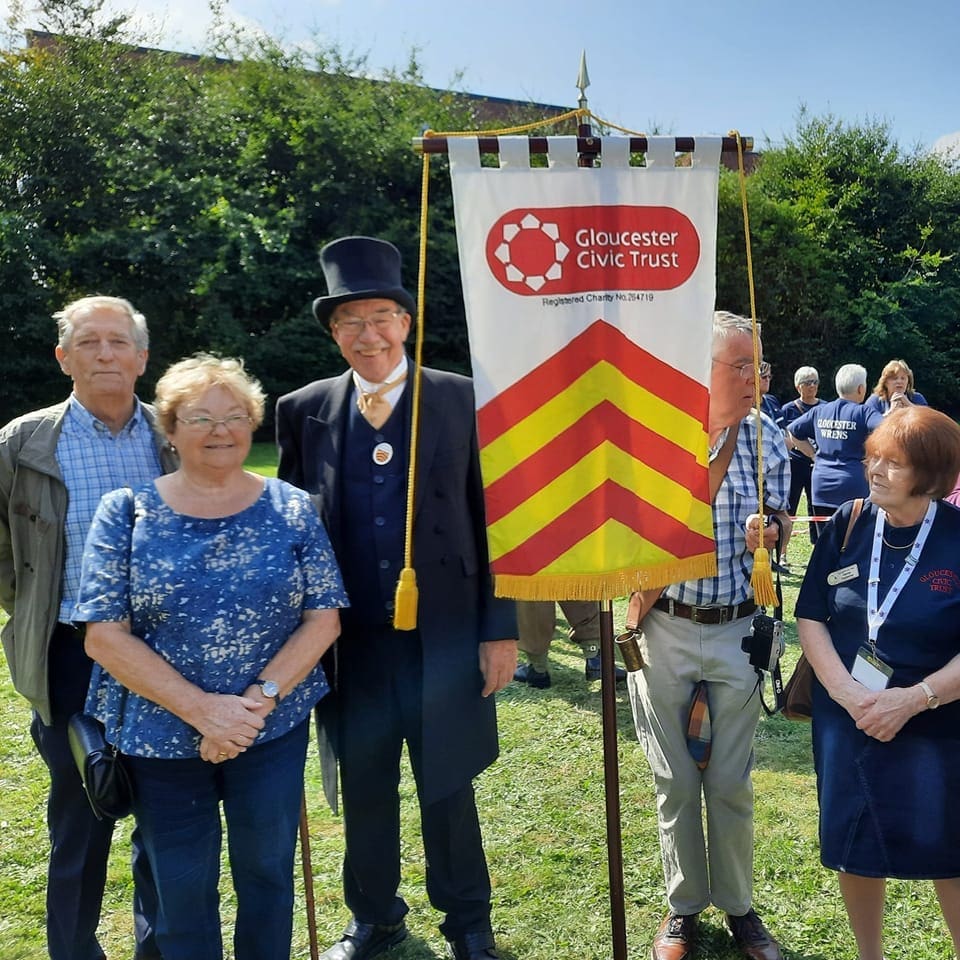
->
xmin=312 ymin=236 xmax=417 ymax=325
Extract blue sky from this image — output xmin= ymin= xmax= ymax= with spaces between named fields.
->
xmin=6 ymin=0 xmax=959 ymax=153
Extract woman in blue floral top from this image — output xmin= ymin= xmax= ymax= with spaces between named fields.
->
xmin=75 ymin=355 xmax=347 ymax=960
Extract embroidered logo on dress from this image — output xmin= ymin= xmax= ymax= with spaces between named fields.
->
xmin=920 ymin=568 xmax=960 ymax=595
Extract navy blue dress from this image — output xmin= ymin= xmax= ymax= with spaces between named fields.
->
xmin=795 ymin=498 xmax=960 ymax=878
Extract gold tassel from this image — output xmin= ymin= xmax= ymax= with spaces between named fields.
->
xmin=750 ymin=546 xmax=778 ymax=607
xmin=392 ymin=566 xmax=419 ymax=631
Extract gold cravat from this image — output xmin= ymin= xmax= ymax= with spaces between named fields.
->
xmin=357 ymin=372 xmax=407 ymax=429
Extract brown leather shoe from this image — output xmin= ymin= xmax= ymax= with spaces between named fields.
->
xmin=651 ymin=912 xmax=698 ymax=960
xmin=726 ymin=910 xmax=783 ymax=960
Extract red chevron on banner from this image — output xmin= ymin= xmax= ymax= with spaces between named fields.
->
xmin=482 ymin=400 xmax=707 ymax=525
xmin=477 ymin=320 xmax=704 ymax=443
xmin=490 ymin=480 xmax=714 ymax=576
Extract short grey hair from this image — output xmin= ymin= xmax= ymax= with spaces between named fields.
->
xmin=835 ymin=363 xmax=867 ymax=397
xmin=794 ymin=366 xmax=819 ymax=387
xmin=712 ymin=310 xmax=759 ymax=350
xmin=54 ymin=296 xmax=149 ymax=352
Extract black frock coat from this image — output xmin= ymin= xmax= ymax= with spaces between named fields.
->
xmin=275 ymin=363 xmax=517 ymax=808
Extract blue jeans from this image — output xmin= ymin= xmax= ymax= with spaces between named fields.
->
xmin=127 ymin=721 xmax=309 ymax=960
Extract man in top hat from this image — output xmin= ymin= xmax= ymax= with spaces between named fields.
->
xmin=276 ymin=236 xmax=517 ymax=960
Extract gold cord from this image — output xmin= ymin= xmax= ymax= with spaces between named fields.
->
xmin=734 ymin=130 xmax=776 ymax=606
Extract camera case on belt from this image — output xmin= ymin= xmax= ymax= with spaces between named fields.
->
xmin=741 ymin=614 xmax=785 ymax=673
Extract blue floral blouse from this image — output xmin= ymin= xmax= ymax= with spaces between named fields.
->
xmin=75 ymin=477 xmax=348 ymax=759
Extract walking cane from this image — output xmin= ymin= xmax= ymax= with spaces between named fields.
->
xmin=299 ymin=788 xmax=319 ymax=960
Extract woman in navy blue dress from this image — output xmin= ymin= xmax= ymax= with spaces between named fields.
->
xmin=76 ymin=355 xmax=347 ymax=960
xmin=796 ymin=406 xmax=960 ymax=960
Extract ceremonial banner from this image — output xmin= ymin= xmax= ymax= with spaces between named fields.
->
xmin=447 ymin=135 xmax=723 ymax=600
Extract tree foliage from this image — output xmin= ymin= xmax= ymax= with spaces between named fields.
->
xmin=1 ymin=15 xmax=959 ymax=428
xmin=718 ymin=111 xmax=960 ymax=408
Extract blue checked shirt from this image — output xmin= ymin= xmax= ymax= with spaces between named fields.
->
xmin=56 ymin=396 xmax=163 ymax=621
xmin=664 ymin=411 xmax=790 ymax=608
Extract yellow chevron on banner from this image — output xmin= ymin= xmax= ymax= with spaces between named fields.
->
xmin=548 ymin=518 xmax=702 ymax=573
xmin=480 ymin=361 xmax=707 ymax=484
xmin=484 ymin=442 xmax=714 ymax=560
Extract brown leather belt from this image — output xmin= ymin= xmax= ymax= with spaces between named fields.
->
xmin=652 ymin=598 xmax=757 ymax=625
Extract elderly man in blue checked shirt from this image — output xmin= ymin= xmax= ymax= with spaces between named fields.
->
xmin=0 ymin=296 xmax=175 ymax=960
xmin=627 ymin=311 xmax=792 ymax=960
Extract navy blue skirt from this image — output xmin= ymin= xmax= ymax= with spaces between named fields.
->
xmin=813 ymin=685 xmax=960 ymax=879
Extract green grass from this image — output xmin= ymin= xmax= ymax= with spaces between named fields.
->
xmin=245 ymin=440 xmax=280 ymax=477
xmin=0 ymin=500 xmax=952 ymax=959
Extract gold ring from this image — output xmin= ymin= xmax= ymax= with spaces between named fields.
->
xmin=217 ymin=752 xmax=227 ymax=760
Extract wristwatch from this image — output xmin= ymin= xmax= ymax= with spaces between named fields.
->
xmin=257 ymin=678 xmax=281 ymax=703
xmin=919 ymin=680 xmax=939 ymax=710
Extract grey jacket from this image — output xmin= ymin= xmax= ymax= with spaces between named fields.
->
xmin=0 ymin=400 xmax=177 ymax=724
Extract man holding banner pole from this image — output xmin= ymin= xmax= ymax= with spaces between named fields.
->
xmin=276 ymin=236 xmax=517 ymax=960
xmin=626 ymin=312 xmax=791 ymax=960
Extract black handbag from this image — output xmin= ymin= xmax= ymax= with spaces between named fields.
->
xmin=67 ymin=713 xmax=134 ymax=821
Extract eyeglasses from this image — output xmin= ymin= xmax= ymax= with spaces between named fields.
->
xmin=798 ymin=379 xmax=819 ymax=387
xmin=759 ymin=362 xmax=772 ymax=379
xmin=176 ymin=414 xmax=252 ymax=431
xmin=712 ymin=358 xmax=764 ymax=380
xmin=333 ymin=309 xmax=404 ymax=335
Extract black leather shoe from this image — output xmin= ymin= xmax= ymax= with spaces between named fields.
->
xmin=319 ymin=919 xmax=408 ymax=960
xmin=585 ymin=655 xmax=627 ymax=684
xmin=447 ymin=930 xmax=499 ymax=960
xmin=726 ymin=909 xmax=783 ymax=960
xmin=513 ymin=661 xmax=551 ymax=688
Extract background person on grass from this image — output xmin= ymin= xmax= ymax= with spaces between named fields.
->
xmin=781 ymin=365 xmax=821 ymax=565
xmin=795 ymin=405 xmax=960 ymax=960
xmin=512 ymin=600 xmax=626 ymax=688
xmin=75 ymin=355 xmax=346 ymax=960
xmin=864 ymin=358 xmax=928 ymax=416
xmin=787 ymin=363 xmax=882 ymax=540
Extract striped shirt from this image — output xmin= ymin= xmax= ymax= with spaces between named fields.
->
xmin=665 ymin=411 xmax=790 ymax=608
xmin=56 ymin=395 xmax=163 ymax=621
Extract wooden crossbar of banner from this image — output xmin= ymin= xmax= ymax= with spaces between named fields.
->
xmin=413 ymin=134 xmax=753 ymax=156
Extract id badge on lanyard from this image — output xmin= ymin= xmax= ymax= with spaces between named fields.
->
xmin=860 ymin=501 xmax=937 ymax=690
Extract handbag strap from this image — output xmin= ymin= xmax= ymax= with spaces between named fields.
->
xmin=841 ymin=498 xmax=864 ymax=554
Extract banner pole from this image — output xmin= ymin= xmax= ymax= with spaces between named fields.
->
xmin=599 ymin=602 xmax=629 ymax=960
xmin=573 ymin=52 xmax=629 ymax=960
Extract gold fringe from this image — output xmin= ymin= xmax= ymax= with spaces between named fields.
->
xmin=750 ymin=547 xmax=778 ymax=607
xmin=493 ymin=553 xmax=717 ymax=601
xmin=392 ymin=567 xmax=419 ymax=631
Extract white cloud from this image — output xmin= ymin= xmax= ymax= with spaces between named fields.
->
xmin=932 ymin=131 xmax=960 ymax=163
xmin=0 ymin=0 xmax=272 ymax=55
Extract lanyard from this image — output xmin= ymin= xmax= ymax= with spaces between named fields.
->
xmin=867 ymin=500 xmax=936 ymax=651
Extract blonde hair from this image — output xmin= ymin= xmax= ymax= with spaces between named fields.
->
xmin=154 ymin=354 xmax=265 ymax=434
